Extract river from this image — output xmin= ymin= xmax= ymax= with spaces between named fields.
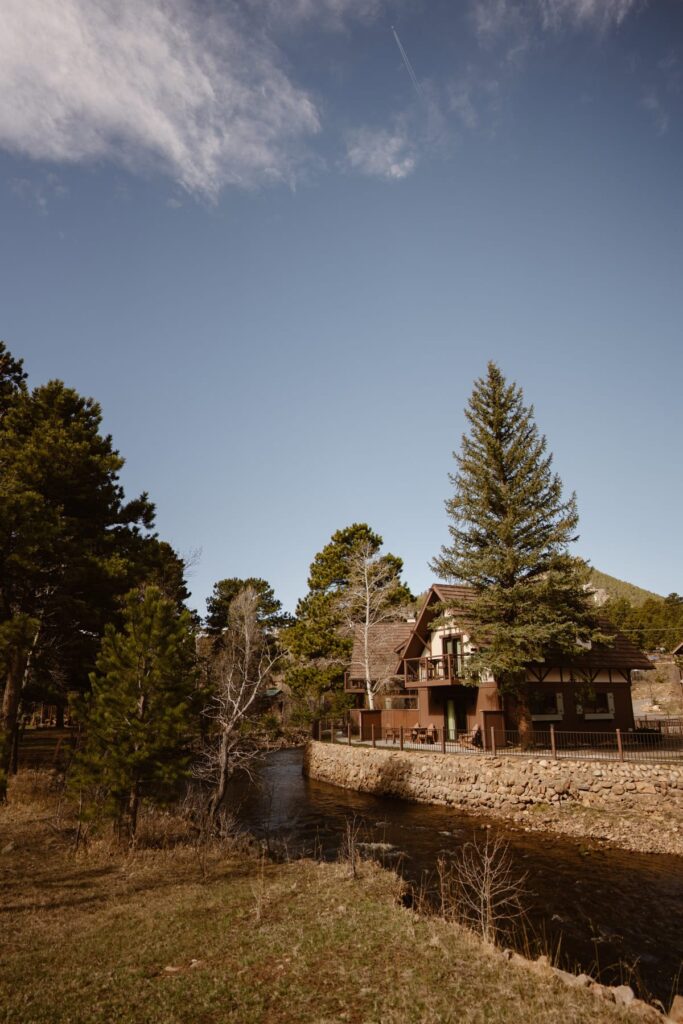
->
xmin=226 ymin=747 xmax=683 ymax=1006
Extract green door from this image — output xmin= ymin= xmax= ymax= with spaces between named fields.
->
xmin=445 ymin=700 xmax=457 ymax=741
xmin=442 ymin=636 xmax=463 ymax=677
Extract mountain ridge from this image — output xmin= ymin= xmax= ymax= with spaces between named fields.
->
xmin=589 ymin=569 xmax=663 ymax=607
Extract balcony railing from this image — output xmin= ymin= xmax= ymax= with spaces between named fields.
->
xmin=343 ymin=672 xmax=366 ymax=692
xmin=403 ymin=653 xmax=473 ymax=685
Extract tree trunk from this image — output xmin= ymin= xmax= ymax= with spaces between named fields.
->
xmin=127 ymin=782 xmax=140 ymax=842
xmin=0 ymin=649 xmax=29 ymax=802
xmin=55 ymin=704 xmax=65 ymax=730
xmin=10 ymin=717 xmax=20 ymax=775
xmin=516 ymin=685 xmax=533 ymax=751
xmin=207 ymin=732 xmax=230 ymax=823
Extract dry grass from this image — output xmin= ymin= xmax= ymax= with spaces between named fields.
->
xmin=0 ymin=772 xmax=656 ymax=1024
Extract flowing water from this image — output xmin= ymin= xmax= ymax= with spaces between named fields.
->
xmin=227 ymin=748 xmax=683 ymax=1006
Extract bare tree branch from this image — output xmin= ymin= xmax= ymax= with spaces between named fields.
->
xmin=336 ymin=541 xmax=411 ymax=710
xmin=194 ymin=586 xmax=279 ymax=824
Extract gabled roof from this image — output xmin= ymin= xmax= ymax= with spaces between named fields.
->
xmin=395 ymin=585 xmax=475 ymax=668
xmin=431 ymin=584 xmax=477 ymax=606
xmin=555 ymin=621 xmax=653 ymax=672
xmin=393 ymin=583 xmax=652 ymax=674
xmin=672 ymin=640 xmax=683 ymax=657
xmin=348 ymin=622 xmax=414 ymax=682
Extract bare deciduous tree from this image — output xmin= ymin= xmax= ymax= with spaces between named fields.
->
xmin=337 ymin=541 xmax=411 ymax=710
xmin=195 ymin=586 xmax=279 ymax=825
xmin=437 ymin=831 xmax=528 ymax=945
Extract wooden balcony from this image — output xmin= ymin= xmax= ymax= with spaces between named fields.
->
xmin=344 ymin=672 xmax=365 ymax=692
xmin=404 ymin=654 xmax=471 ymax=687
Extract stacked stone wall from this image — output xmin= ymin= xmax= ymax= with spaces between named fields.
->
xmin=304 ymin=740 xmax=683 ymax=814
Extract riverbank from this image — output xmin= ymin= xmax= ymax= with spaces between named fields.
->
xmin=305 ymin=741 xmax=683 ymax=857
xmin=0 ymin=772 xmax=668 ymax=1024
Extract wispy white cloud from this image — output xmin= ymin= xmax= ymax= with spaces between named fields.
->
xmin=0 ymin=0 xmax=321 ymax=198
xmin=536 ymin=0 xmax=640 ymax=31
xmin=471 ymin=0 xmax=527 ymax=41
xmin=448 ymin=76 xmax=502 ymax=136
xmin=640 ymin=88 xmax=669 ymax=135
xmin=449 ymin=86 xmax=480 ymax=129
xmin=250 ymin=0 xmax=385 ymax=31
xmin=346 ymin=126 xmax=416 ymax=180
xmin=10 ymin=173 xmax=67 ymax=212
xmin=471 ymin=0 xmax=643 ymax=45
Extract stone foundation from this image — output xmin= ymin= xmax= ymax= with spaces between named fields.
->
xmin=304 ymin=740 xmax=683 ymax=815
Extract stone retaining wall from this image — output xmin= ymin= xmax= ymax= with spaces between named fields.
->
xmin=304 ymin=740 xmax=683 ymax=814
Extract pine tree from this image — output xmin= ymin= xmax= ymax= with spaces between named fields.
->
xmin=205 ymin=577 xmax=290 ymax=635
xmin=0 ymin=364 xmax=156 ymax=799
xmin=0 ymin=341 xmax=27 ymax=417
xmin=431 ymin=362 xmax=599 ymax=745
xmin=74 ymin=587 xmax=198 ymax=840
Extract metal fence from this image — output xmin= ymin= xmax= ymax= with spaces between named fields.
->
xmin=635 ymin=717 xmax=683 ymax=736
xmin=316 ymin=719 xmax=683 ymax=764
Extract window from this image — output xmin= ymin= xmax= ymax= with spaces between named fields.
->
xmin=384 ymin=692 xmax=417 ymax=710
xmin=576 ymin=691 xmax=615 ymax=720
xmin=530 ymin=689 xmax=564 ymax=721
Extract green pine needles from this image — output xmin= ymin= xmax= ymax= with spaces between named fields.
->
xmin=431 ymin=362 xmax=600 ymax=739
xmin=73 ymin=587 xmax=198 ymax=840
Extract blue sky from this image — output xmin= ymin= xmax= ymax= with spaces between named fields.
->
xmin=1 ymin=0 xmax=681 ymax=615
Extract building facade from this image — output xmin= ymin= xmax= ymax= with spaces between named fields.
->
xmin=346 ymin=584 xmax=652 ymax=741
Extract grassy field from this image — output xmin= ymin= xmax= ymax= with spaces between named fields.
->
xmin=0 ymin=773 xmax=658 ymax=1024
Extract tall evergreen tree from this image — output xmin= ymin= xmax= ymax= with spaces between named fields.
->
xmin=0 ymin=351 xmax=156 ymax=800
xmin=74 ymin=587 xmax=198 ymax=840
xmin=431 ymin=362 xmax=600 ymax=744
xmin=0 ymin=342 xmax=27 ymax=416
xmin=283 ymin=524 xmax=411 ymax=720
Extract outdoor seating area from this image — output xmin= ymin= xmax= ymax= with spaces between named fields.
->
xmin=317 ymin=718 xmax=683 ymax=765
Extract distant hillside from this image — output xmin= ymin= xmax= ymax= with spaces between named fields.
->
xmin=589 ymin=569 xmax=663 ymax=607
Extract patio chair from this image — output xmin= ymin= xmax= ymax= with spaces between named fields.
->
xmin=457 ymin=725 xmax=482 ymax=749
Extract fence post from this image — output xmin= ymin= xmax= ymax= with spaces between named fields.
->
xmin=490 ymin=726 xmax=496 ymax=755
xmin=400 ymin=725 xmax=404 ymax=751
xmin=441 ymin=726 xmax=446 ymax=754
xmin=616 ymin=728 xmax=623 ymax=761
xmin=330 ymin=719 xmax=334 ymax=744
xmin=371 ymin=724 xmax=376 ymax=748
xmin=550 ymin=724 xmax=557 ymax=759
xmin=347 ymin=722 xmax=352 ymax=745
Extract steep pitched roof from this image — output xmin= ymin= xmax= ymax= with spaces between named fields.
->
xmin=395 ymin=585 xmax=474 ymax=668
xmin=394 ymin=584 xmax=652 ymax=674
xmin=672 ymin=640 xmax=683 ymax=657
xmin=432 ymin=584 xmax=476 ymax=607
xmin=552 ymin=621 xmax=653 ymax=672
xmin=348 ymin=622 xmax=414 ymax=682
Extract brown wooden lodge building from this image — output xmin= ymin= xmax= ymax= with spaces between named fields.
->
xmin=346 ymin=584 xmax=652 ymax=744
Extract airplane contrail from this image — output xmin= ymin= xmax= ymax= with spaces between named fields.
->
xmin=391 ymin=25 xmax=423 ymax=99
